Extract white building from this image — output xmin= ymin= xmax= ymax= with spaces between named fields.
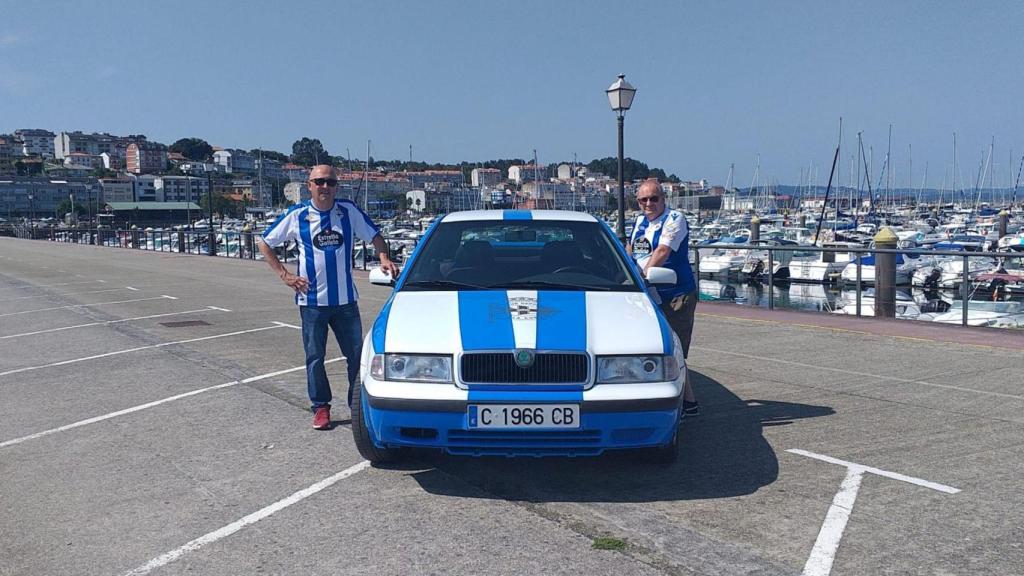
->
xmin=63 ymin=153 xmax=103 ymax=170
xmin=213 ymin=149 xmax=256 ymax=174
xmin=14 ymin=129 xmax=56 ymax=158
xmin=508 ymin=164 xmax=546 ymax=185
xmin=54 ymin=131 xmax=132 ymax=161
xmin=556 ymin=163 xmax=587 ymax=181
xmin=284 ymin=182 xmax=310 ymax=204
xmin=99 ymin=178 xmax=134 ymax=202
xmin=254 ymin=157 xmax=284 ymax=180
xmin=155 ymin=176 xmax=209 ymax=203
xmin=133 ymin=175 xmax=159 ymax=202
xmin=179 ymin=162 xmax=220 ymax=175
xmin=471 ymin=167 xmax=503 ymax=188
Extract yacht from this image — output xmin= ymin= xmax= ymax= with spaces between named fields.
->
xmin=788 ymin=242 xmax=861 ymax=283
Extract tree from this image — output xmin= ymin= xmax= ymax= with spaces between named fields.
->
xmin=290 ymin=138 xmax=330 ymax=166
xmin=169 ymin=138 xmax=213 ymax=162
xmin=199 ymin=192 xmax=239 ymax=218
xmin=251 ymin=149 xmax=289 ymax=163
xmin=56 ymin=199 xmax=87 ymax=217
xmin=586 ymin=157 xmax=653 ymax=182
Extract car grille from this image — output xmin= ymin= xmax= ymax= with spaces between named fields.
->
xmin=460 ymin=352 xmax=589 ymax=384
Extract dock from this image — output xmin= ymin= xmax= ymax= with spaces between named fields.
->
xmin=2 ymin=236 xmax=1022 ymax=576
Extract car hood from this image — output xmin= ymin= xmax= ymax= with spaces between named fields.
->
xmin=372 ymin=290 xmax=672 ymax=356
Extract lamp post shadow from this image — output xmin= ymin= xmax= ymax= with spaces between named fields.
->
xmin=405 ymin=369 xmax=835 ymax=503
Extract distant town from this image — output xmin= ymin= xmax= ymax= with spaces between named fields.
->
xmin=0 ymin=129 xmax=730 ymax=226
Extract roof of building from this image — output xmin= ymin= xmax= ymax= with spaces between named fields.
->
xmin=105 ymin=202 xmax=202 ymax=211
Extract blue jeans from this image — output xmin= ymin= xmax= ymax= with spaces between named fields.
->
xmin=299 ymin=303 xmax=363 ymax=411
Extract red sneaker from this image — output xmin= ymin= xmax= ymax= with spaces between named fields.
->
xmin=312 ymin=406 xmax=331 ymax=430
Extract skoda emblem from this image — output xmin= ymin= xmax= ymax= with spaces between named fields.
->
xmin=514 ymin=349 xmax=535 ymax=369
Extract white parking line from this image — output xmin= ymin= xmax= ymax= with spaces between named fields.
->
xmin=0 ymin=306 xmax=228 ymax=340
xmin=0 ymin=287 xmax=136 ymax=302
xmin=788 ymin=449 xmax=959 ymax=576
xmin=270 ymin=321 xmax=301 ymax=330
xmin=0 ymin=324 xmax=284 ymax=378
xmin=695 ymin=346 xmax=1024 ymax=400
xmin=120 ymin=460 xmax=371 ymax=576
xmin=0 ymin=295 xmax=176 ymax=318
xmin=0 ymin=358 xmax=342 ymax=449
xmin=0 ymin=279 xmax=105 ymax=292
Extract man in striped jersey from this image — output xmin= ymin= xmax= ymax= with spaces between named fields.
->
xmin=627 ymin=178 xmax=700 ymax=417
xmin=259 ymin=164 xmax=398 ymax=429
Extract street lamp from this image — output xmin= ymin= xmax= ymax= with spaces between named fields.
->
xmin=606 ymin=73 xmax=636 ymax=242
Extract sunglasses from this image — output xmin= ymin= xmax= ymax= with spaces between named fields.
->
xmin=310 ymin=178 xmax=339 ymax=187
xmin=637 ymin=196 xmax=662 ymax=204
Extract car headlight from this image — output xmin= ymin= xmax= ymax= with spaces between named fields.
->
xmin=371 ymin=354 xmax=453 ymax=383
xmin=596 ymin=355 xmax=679 ymax=383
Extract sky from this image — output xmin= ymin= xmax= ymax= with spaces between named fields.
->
xmin=2 ymin=1 xmax=1022 ymax=189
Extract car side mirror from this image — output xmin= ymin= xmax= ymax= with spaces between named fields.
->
xmin=369 ymin=266 xmax=396 ymax=286
xmin=646 ymin=266 xmax=677 ymax=286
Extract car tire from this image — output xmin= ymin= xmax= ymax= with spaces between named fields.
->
xmin=351 ymin=382 xmax=402 ymax=464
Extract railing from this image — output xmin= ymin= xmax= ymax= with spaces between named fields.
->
xmin=690 ymin=242 xmax=1024 ymax=327
xmin=35 ymin=227 xmax=391 ymax=271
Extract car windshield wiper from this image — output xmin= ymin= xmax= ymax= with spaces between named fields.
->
xmin=401 ymin=280 xmax=490 ymax=291
xmin=497 ymin=280 xmax=614 ymax=291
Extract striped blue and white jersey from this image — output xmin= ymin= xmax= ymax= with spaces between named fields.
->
xmin=262 ymin=199 xmax=380 ymax=307
xmin=630 ymin=209 xmax=697 ymax=299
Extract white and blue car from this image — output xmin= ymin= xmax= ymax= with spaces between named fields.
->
xmin=354 ymin=210 xmax=687 ymax=462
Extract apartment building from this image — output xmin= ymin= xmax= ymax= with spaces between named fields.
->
xmin=213 ymin=149 xmax=256 ymax=174
xmin=126 ymin=142 xmax=168 ymax=174
xmin=14 ymin=129 xmax=55 ymax=157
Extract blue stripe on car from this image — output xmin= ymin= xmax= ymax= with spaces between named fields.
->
xmin=466 ymin=390 xmax=584 ymax=403
xmin=371 ymin=294 xmax=395 ymax=353
xmin=536 ymin=291 xmax=586 ymax=351
xmin=458 ymin=291 xmax=514 ymax=351
xmin=503 ymin=210 xmax=532 ymax=220
xmin=653 ymin=304 xmax=673 ymax=355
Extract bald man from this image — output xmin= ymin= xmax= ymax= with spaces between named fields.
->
xmin=627 ymin=179 xmax=700 ymax=417
xmin=259 ymin=164 xmax=398 ymax=429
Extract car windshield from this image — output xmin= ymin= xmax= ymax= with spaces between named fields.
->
xmin=400 ymin=219 xmax=641 ymax=292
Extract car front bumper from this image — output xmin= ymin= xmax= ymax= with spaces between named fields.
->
xmin=360 ymin=383 xmax=682 ymax=457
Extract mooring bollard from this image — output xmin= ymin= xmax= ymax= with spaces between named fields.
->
xmin=242 ymin=224 xmax=253 ymax=259
xmin=999 ymin=209 xmax=1009 ymax=239
xmin=750 ymin=215 xmax=760 ymax=243
xmin=873 ymin=227 xmax=898 ymax=318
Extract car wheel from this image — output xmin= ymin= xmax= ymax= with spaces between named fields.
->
xmin=351 ymin=382 xmax=402 ymax=464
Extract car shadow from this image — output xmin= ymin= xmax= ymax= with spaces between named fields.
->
xmin=405 ymin=369 xmax=834 ymax=503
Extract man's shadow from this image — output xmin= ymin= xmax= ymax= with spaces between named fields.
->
xmin=405 ymin=369 xmax=834 ymax=503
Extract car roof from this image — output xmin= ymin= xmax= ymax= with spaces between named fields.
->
xmin=440 ymin=210 xmax=599 ymax=223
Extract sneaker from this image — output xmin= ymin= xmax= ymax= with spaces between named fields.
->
xmin=682 ymin=400 xmax=700 ymax=417
xmin=312 ymin=406 xmax=331 ymax=430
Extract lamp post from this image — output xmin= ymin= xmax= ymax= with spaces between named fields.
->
xmin=206 ymin=171 xmax=215 ymax=256
xmin=606 ymin=74 xmax=636 ymax=243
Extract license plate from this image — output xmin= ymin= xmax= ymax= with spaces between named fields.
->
xmin=468 ymin=404 xmax=580 ymax=429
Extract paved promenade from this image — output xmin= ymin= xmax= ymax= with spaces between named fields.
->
xmin=2 ymin=236 xmax=1022 ymax=576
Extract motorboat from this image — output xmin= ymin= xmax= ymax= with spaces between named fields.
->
xmin=739 ymin=239 xmax=800 ymax=279
xmin=789 ymin=242 xmax=861 ymax=283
